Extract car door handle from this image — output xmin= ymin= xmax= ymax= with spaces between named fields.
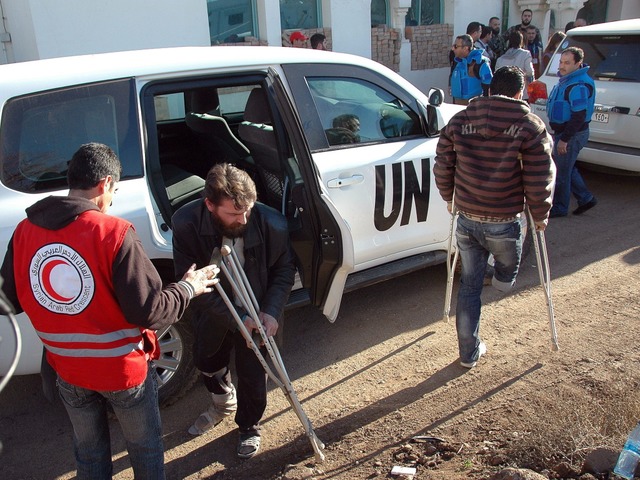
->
xmin=595 ymin=104 xmax=631 ymax=114
xmin=327 ymin=175 xmax=364 ymax=188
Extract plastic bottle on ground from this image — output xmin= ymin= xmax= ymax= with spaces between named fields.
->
xmin=614 ymin=422 xmax=640 ymax=479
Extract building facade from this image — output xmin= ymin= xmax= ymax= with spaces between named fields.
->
xmin=0 ymin=0 xmax=638 ymax=96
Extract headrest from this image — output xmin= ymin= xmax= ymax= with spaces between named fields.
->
xmin=188 ymin=88 xmax=220 ymax=114
xmin=243 ymin=88 xmax=271 ymax=124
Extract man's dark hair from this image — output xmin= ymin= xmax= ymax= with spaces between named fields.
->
xmin=466 ymin=22 xmax=482 ymax=35
xmin=526 ymin=25 xmax=537 ymax=32
xmin=204 ymin=163 xmax=257 ymax=210
xmin=522 ymin=8 xmax=533 ymax=16
xmin=310 ymin=33 xmax=326 ymax=49
xmin=489 ymin=16 xmax=499 ymax=23
xmin=562 ymin=46 xmax=584 ymax=63
xmin=480 ymin=25 xmax=493 ymax=40
xmin=457 ymin=34 xmax=473 ymax=49
xmin=490 ymin=66 xmax=525 ymax=97
xmin=507 ymin=30 xmax=524 ymax=49
xmin=67 ymin=143 xmax=122 ymax=190
xmin=565 ymin=21 xmax=575 ymax=32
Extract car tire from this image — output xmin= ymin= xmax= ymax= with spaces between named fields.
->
xmin=154 ymin=319 xmax=199 ymax=407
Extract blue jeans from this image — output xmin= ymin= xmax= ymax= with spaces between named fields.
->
xmin=57 ymin=365 xmax=165 ymax=480
xmin=551 ymin=129 xmax=594 ymax=216
xmin=455 ymin=215 xmax=523 ymax=364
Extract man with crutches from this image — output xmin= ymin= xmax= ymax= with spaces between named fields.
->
xmin=434 ymin=66 xmax=556 ymax=369
xmin=172 ymin=163 xmax=296 ymax=459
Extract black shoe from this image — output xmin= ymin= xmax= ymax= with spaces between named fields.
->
xmin=573 ymin=198 xmax=598 ymax=215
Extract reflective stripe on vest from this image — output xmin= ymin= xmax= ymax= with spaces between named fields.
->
xmin=37 ymin=327 xmax=144 ymax=357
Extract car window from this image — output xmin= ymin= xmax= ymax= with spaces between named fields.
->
xmin=307 ymin=77 xmax=421 ymax=147
xmin=218 ymin=86 xmax=254 ymax=115
xmin=0 ymin=79 xmax=142 ymax=193
xmin=547 ymin=34 xmax=640 ymax=82
xmin=155 ymin=93 xmax=186 ymax=121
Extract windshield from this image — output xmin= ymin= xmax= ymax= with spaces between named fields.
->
xmin=546 ymin=34 xmax=640 ymax=82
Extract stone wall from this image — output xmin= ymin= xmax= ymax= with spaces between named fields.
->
xmin=217 ymin=36 xmax=268 ymax=47
xmin=407 ymin=24 xmax=453 ymax=71
xmin=371 ymin=25 xmax=401 ymax=72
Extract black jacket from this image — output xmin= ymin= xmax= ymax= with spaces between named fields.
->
xmin=171 ymin=199 xmax=295 ymax=359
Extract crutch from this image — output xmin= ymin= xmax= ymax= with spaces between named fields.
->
xmin=442 ymin=202 xmax=459 ymax=322
xmin=525 ymin=207 xmax=559 ymax=351
xmin=215 ymin=245 xmax=326 ymax=462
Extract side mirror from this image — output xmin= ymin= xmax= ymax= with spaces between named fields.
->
xmin=427 ymin=88 xmax=444 ymax=107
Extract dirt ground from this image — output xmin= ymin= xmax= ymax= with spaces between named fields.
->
xmin=1 ymin=167 xmax=639 ymax=480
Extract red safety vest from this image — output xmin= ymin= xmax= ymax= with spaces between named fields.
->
xmin=13 ymin=210 xmax=154 ymax=391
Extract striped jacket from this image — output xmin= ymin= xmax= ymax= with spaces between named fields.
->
xmin=434 ymin=95 xmax=556 ymax=223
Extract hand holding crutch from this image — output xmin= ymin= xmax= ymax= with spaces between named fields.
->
xmin=526 ymin=207 xmax=559 ymax=351
xmin=214 ymin=245 xmax=326 ymax=462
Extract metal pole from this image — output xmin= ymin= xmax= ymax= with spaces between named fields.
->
xmin=218 ymin=245 xmax=326 ymax=461
xmin=442 ymin=204 xmax=458 ymax=322
xmin=526 ymin=207 xmax=559 ymax=351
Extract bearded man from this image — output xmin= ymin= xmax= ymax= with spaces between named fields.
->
xmin=172 ymin=163 xmax=295 ymax=459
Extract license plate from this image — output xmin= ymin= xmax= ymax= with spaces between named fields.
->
xmin=592 ymin=112 xmax=609 ymax=123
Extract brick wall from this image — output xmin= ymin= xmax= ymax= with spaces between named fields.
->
xmin=217 ymin=36 xmax=268 ymax=47
xmin=407 ymin=24 xmax=453 ymax=71
xmin=371 ymin=25 xmax=401 ymax=72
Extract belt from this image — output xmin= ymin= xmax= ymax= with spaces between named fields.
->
xmin=459 ymin=211 xmax=519 ymax=223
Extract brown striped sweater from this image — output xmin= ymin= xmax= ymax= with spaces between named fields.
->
xmin=434 ymin=95 xmax=556 ymax=223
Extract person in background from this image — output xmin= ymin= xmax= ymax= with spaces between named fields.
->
xmin=564 ymin=21 xmax=575 ymax=33
xmin=487 ymin=16 xmax=508 ymax=69
xmin=475 ymin=25 xmax=494 ymax=58
xmin=526 ymin=25 xmax=544 ymax=78
xmin=0 ymin=143 xmax=219 ymax=479
xmin=574 ymin=17 xmax=587 ymax=28
xmin=289 ymin=31 xmax=307 ymax=48
xmin=547 ymin=47 xmax=597 ymax=218
xmin=495 ymin=31 xmax=534 ymax=99
xmin=506 ymin=9 xmax=543 ymax=48
xmin=542 ymin=31 xmax=567 ymax=71
xmin=310 ymin=33 xmax=328 ymax=50
xmin=434 ymin=66 xmax=555 ymax=370
xmin=449 ymin=22 xmax=484 ymax=77
xmin=172 ymin=163 xmax=295 ymax=459
xmin=450 ymin=34 xmax=493 ymax=105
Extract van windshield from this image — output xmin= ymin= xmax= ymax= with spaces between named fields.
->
xmin=547 ymin=34 xmax=640 ymax=82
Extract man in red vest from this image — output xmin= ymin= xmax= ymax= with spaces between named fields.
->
xmin=0 ymin=143 xmax=219 ymax=479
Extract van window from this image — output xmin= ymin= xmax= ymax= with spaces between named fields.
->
xmin=307 ymin=77 xmax=421 ymax=147
xmin=549 ymin=35 xmax=640 ymax=82
xmin=0 ymin=79 xmax=142 ymax=193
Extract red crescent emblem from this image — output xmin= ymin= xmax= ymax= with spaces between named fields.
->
xmin=42 ymin=259 xmax=75 ymax=302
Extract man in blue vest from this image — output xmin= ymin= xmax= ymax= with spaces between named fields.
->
xmin=450 ymin=34 xmax=493 ymax=105
xmin=547 ymin=47 xmax=597 ymax=217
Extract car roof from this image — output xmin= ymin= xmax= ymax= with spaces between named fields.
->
xmin=567 ymin=18 xmax=640 ymax=36
xmin=0 ymin=46 xmax=392 ymax=102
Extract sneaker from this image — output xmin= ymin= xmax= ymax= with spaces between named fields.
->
xmin=237 ymin=433 xmax=261 ymax=459
xmin=460 ymin=342 xmax=486 ymax=369
xmin=188 ymin=386 xmax=237 ymax=436
xmin=573 ymin=197 xmax=597 ymax=215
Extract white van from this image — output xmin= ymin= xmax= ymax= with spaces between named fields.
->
xmin=528 ymin=18 xmax=640 ymax=172
xmin=0 ymin=46 xmax=458 ymax=404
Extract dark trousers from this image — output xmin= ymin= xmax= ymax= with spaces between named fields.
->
xmin=197 ymin=328 xmax=267 ymax=435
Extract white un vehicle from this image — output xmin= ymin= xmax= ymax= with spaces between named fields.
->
xmin=0 ymin=47 xmax=459 ymax=404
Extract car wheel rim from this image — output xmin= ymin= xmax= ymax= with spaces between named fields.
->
xmin=152 ymin=326 xmax=184 ymax=388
